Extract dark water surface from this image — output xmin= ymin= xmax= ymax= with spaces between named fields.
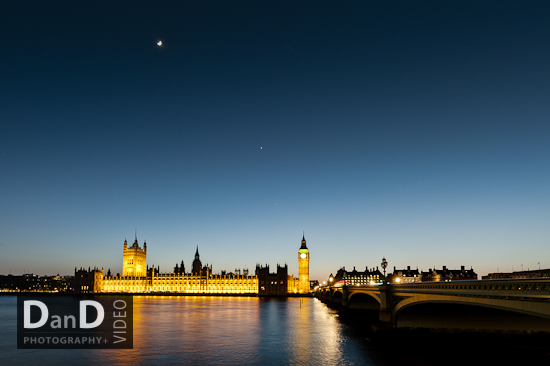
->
xmin=1 ymin=295 xmax=549 ymax=365
xmin=0 ymin=296 xmax=384 ymax=365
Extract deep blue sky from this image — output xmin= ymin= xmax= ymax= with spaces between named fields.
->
xmin=1 ymin=1 xmax=549 ymax=280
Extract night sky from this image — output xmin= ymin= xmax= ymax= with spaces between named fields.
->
xmin=1 ymin=1 xmax=549 ymax=281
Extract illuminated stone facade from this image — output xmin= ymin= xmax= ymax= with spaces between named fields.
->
xmin=287 ymin=275 xmax=298 ymax=294
xmin=95 ymin=239 xmax=258 ymax=294
xmin=122 ymin=238 xmax=147 ymax=277
xmin=298 ymin=234 xmax=310 ymax=293
xmin=100 ymin=266 xmax=257 ymax=294
xmin=74 ymin=236 xmax=316 ymax=295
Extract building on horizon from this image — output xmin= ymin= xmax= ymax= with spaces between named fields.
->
xmin=482 ymin=268 xmax=550 ymax=280
xmin=324 ymin=265 xmax=477 ymax=286
xmin=388 ymin=266 xmax=421 ymax=284
xmin=420 ymin=266 xmax=477 ymax=282
xmin=73 ymin=234 xmax=312 ymax=295
xmin=256 ymin=264 xmax=291 ymax=296
xmin=328 ymin=266 xmax=383 ymax=286
xmin=74 ymin=267 xmax=103 ymax=293
xmin=0 ymin=273 xmax=72 ymax=293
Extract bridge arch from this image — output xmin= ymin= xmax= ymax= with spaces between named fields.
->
xmin=348 ymin=291 xmax=380 ymax=304
xmin=348 ymin=292 xmax=381 ymax=310
xmin=393 ymin=295 xmax=550 ymax=331
xmin=331 ymin=289 xmax=343 ymax=302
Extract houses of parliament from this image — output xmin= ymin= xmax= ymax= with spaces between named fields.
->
xmin=74 ymin=235 xmax=311 ymax=295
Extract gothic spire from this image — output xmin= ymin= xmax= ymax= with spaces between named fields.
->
xmin=301 ymin=233 xmax=307 ymax=249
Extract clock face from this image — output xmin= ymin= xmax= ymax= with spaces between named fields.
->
xmin=300 ymin=253 xmax=307 ymax=259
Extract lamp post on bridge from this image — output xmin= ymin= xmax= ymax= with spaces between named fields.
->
xmin=381 ymin=257 xmax=388 ymax=284
xmin=379 ymin=257 xmax=392 ymax=324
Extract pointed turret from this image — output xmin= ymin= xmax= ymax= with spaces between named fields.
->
xmin=300 ymin=233 xmax=307 ymax=249
xmin=192 ymin=245 xmax=202 ymax=274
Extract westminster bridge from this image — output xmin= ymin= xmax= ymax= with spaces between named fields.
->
xmin=315 ymin=278 xmax=550 ymax=332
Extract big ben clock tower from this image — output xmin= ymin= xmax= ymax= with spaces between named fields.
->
xmin=298 ymin=233 xmax=310 ymax=293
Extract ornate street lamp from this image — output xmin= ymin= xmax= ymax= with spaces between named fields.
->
xmin=381 ymin=257 xmax=388 ymax=283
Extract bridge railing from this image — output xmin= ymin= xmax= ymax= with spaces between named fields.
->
xmin=390 ymin=278 xmax=550 ymax=299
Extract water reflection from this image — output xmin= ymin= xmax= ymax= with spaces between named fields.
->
xmin=90 ymin=296 xmax=262 ymax=365
xmin=1 ymin=296 xmax=377 ymax=365
xmin=117 ymin=296 xmax=375 ymax=365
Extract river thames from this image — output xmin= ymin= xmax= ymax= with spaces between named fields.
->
xmin=1 ymin=295 xmax=548 ymax=365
